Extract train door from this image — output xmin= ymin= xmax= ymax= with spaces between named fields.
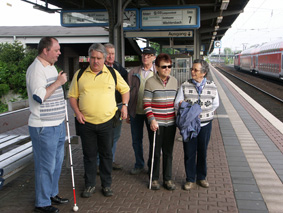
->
xmin=254 ymin=55 xmax=258 ymax=74
xmin=250 ymin=56 xmax=253 ymax=72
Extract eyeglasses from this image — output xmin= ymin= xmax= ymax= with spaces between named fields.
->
xmin=190 ymin=68 xmax=201 ymax=72
xmin=159 ymin=65 xmax=172 ymax=69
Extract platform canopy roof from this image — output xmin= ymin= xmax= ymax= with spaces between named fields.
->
xmin=21 ymin=0 xmax=250 ymax=55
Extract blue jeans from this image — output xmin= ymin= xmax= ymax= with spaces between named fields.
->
xmin=112 ymin=119 xmax=122 ymax=161
xmin=29 ymin=122 xmax=66 ymax=207
xmin=183 ymin=121 xmax=212 ymax=182
xmin=130 ymin=114 xmax=150 ymax=169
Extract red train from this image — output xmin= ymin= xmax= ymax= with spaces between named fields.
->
xmin=234 ymin=40 xmax=283 ymax=80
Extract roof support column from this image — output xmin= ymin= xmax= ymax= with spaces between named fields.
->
xmin=101 ymin=0 xmax=130 ymax=66
xmin=113 ymin=0 xmax=123 ymax=66
xmin=193 ymin=29 xmax=201 ymax=60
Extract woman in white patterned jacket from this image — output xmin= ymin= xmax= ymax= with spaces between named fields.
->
xmin=174 ymin=59 xmax=219 ymax=190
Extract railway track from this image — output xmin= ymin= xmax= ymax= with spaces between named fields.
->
xmin=215 ymin=65 xmax=283 ymax=123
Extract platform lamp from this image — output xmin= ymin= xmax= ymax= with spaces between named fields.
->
xmin=33 ymin=4 xmax=56 ymax=13
xmin=215 ymin=26 xmax=220 ymax=31
xmin=217 ymin=16 xmax=223 ymax=24
xmin=221 ymin=0 xmax=230 ymax=10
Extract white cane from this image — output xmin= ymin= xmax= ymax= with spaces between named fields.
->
xmin=149 ymin=130 xmax=157 ymax=189
xmin=63 ymin=85 xmax=79 ymax=211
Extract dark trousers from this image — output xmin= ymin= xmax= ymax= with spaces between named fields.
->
xmin=148 ymin=125 xmax=176 ymax=182
xmin=183 ymin=121 xmax=212 ymax=182
xmin=79 ymin=119 xmax=113 ymax=188
xmin=130 ymin=114 xmax=151 ymax=169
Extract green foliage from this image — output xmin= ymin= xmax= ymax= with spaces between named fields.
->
xmin=149 ymin=41 xmax=182 ymax=55
xmin=0 ymin=41 xmax=37 ymax=99
xmin=149 ymin=42 xmax=160 ymax=55
xmin=0 ymin=83 xmax=9 ymax=97
xmin=125 ymin=55 xmax=139 ymax=61
xmin=0 ymin=41 xmax=25 ymax=63
xmin=224 ymin=47 xmax=233 ymax=55
xmin=0 ymin=101 xmax=8 ymax=113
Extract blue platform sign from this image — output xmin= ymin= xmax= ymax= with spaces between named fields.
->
xmin=61 ymin=8 xmax=139 ymax=31
xmin=140 ymin=6 xmax=200 ymax=30
xmin=214 ymin=40 xmax=222 ymax=48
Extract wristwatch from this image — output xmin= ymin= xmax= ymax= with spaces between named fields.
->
xmin=122 ymin=103 xmax=128 ymax=107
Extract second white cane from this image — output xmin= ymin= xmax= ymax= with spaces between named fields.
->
xmin=149 ymin=130 xmax=157 ymax=189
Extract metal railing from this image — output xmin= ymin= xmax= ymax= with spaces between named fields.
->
xmin=171 ymin=68 xmax=191 ymax=87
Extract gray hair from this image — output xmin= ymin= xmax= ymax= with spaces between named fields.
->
xmin=88 ymin=43 xmax=107 ymax=59
xmin=104 ymin=43 xmax=115 ymax=49
xmin=193 ymin=59 xmax=209 ymax=77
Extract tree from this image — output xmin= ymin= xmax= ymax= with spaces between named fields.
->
xmin=224 ymin=47 xmax=232 ymax=55
xmin=0 ymin=41 xmax=37 ymax=98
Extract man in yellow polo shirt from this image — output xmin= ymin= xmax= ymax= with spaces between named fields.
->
xmin=68 ymin=43 xmax=129 ymax=198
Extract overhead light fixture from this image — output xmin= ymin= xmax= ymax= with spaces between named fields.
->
xmin=215 ymin=26 xmax=219 ymax=31
xmin=221 ymin=0 xmax=230 ymax=10
xmin=217 ymin=16 xmax=223 ymax=24
xmin=213 ymin=32 xmax=217 ymax=36
xmin=33 ymin=5 xmax=56 ymax=13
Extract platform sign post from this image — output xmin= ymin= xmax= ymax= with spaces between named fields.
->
xmin=214 ymin=40 xmax=221 ymax=64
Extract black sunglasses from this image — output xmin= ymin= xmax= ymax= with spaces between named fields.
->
xmin=160 ymin=65 xmax=172 ymax=69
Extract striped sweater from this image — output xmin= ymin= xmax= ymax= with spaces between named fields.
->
xmin=26 ymin=58 xmax=65 ymax=127
xmin=143 ymin=74 xmax=178 ymax=126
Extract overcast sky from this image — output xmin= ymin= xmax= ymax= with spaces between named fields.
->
xmin=219 ymin=0 xmax=283 ymax=53
xmin=1 ymin=0 xmax=283 ymax=54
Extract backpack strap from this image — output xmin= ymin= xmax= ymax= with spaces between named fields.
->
xmin=107 ymin=66 xmax=117 ymax=86
xmin=76 ymin=66 xmax=117 ymax=86
xmin=77 ymin=69 xmax=84 ymax=82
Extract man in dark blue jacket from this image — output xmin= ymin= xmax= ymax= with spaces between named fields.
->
xmin=100 ymin=43 xmax=128 ymax=170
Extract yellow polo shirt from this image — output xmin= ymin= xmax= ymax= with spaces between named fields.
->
xmin=68 ymin=65 xmax=129 ymax=124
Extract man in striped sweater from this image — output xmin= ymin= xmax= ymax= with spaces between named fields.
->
xmin=26 ymin=37 xmax=69 ymax=213
xmin=143 ymin=53 xmax=178 ymax=190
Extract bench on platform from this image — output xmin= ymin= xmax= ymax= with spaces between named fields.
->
xmin=0 ymin=134 xmax=32 ymax=188
xmin=0 ymin=134 xmax=79 ymax=189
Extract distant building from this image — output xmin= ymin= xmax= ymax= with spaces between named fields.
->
xmin=0 ymin=26 xmax=139 ymax=80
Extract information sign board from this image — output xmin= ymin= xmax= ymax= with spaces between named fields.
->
xmin=61 ymin=9 xmax=139 ymax=30
xmin=140 ymin=6 xmax=200 ymax=30
xmin=61 ymin=9 xmax=108 ymax=27
xmin=125 ymin=30 xmax=193 ymax=38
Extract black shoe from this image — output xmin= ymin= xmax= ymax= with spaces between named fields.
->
xmin=102 ymin=187 xmax=113 ymax=197
xmin=112 ymin=162 xmax=123 ymax=170
xmin=81 ymin=186 xmax=96 ymax=198
xmin=35 ymin=206 xmax=59 ymax=213
xmin=163 ymin=180 xmax=176 ymax=191
xmin=50 ymin=195 xmax=69 ymax=205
